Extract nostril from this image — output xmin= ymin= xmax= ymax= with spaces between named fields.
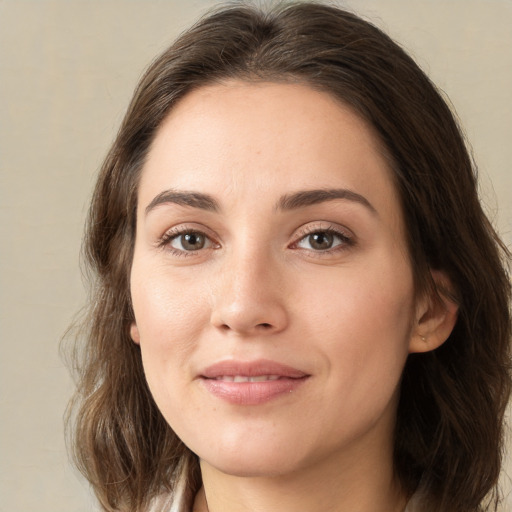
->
xmin=258 ymin=323 xmax=272 ymax=329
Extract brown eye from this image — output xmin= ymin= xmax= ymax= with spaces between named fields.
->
xmin=295 ymin=229 xmax=351 ymax=252
xmin=171 ymin=231 xmax=208 ymax=251
xmin=308 ymin=232 xmax=334 ymax=250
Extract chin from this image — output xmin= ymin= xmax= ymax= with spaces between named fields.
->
xmin=191 ymin=435 xmax=301 ymax=478
xmin=200 ymin=452 xmax=299 ymax=479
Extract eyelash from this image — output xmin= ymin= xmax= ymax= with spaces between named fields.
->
xmin=291 ymin=224 xmax=355 ymax=254
xmin=157 ymin=224 xmax=355 ymax=258
xmin=158 ymin=226 xmax=218 ymax=258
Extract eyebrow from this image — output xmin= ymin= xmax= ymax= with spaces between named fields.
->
xmin=145 ymin=187 xmax=376 ymax=216
xmin=276 ymin=188 xmax=377 ymax=214
xmin=145 ymin=190 xmax=220 ymax=215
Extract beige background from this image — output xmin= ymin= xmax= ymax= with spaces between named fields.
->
xmin=0 ymin=1 xmax=511 ymax=511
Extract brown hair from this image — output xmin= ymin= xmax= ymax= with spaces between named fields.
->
xmin=66 ymin=2 xmax=511 ymax=511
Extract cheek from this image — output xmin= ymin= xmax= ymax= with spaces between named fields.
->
xmin=130 ymin=264 xmax=211 ymax=387
xmin=302 ymin=271 xmax=413 ymax=443
xmin=302 ymin=253 xmax=415 ymax=381
xmin=302 ymin=256 xmax=414 ymax=338
xmin=132 ymin=257 xmax=209 ymax=334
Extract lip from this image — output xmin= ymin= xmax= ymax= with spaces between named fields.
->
xmin=199 ymin=359 xmax=310 ymax=405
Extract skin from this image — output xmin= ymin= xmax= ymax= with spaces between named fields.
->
xmin=130 ymin=81 xmax=457 ymax=512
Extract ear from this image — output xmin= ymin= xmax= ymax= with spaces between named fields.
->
xmin=409 ymin=270 xmax=459 ymax=354
xmin=130 ymin=322 xmax=141 ymax=344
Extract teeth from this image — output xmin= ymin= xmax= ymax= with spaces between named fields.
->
xmin=215 ymin=375 xmax=281 ymax=382
xmin=249 ymin=375 xmax=272 ymax=382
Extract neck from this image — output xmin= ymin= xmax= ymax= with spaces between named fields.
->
xmin=194 ymin=437 xmax=407 ymax=512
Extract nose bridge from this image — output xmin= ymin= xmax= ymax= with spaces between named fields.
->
xmin=210 ymin=233 xmax=288 ymax=335
xmin=231 ymin=239 xmax=270 ymax=297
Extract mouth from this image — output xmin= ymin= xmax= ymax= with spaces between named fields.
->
xmin=211 ymin=375 xmax=285 ymax=382
xmin=199 ymin=359 xmax=309 ymax=405
xmin=200 ymin=359 xmax=308 ymax=379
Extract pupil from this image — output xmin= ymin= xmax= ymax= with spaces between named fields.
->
xmin=182 ymin=233 xmax=204 ymax=250
xmin=310 ymin=232 xmax=333 ymax=250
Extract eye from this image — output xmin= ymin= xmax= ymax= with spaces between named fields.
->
xmin=171 ymin=231 xmax=209 ymax=251
xmin=293 ymin=226 xmax=353 ymax=253
xmin=298 ymin=231 xmax=337 ymax=251
xmin=159 ymin=228 xmax=216 ymax=255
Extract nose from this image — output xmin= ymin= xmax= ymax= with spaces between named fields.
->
xmin=209 ymin=247 xmax=289 ymax=336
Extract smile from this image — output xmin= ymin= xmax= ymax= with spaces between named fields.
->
xmin=199 ymin=359 xmax=310 ymax=405
xmin=213 ymin=375 xmax=281 ymax=382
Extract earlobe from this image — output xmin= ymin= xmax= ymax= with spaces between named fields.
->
xmin=130 ymin=322 xmax=141 ymax=344
xmin=409 ymin=270 xmax=459 ymax=354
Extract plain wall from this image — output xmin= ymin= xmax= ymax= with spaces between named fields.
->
xmin=0 ymin=1 xmax=510 ymax=511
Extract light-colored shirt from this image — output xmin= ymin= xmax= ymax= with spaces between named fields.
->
xmin=148 ymin=479 xmax=423 ymax=512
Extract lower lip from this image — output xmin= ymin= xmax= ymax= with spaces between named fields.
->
xmin=200 ymin=377 xmax=308 ymax=405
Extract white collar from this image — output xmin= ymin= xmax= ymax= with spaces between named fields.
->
xmin=148 ymin=471 xmax=424 ymax=512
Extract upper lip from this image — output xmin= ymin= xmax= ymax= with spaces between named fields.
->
xmin=200 ymin=359 xmax=308 ymax=379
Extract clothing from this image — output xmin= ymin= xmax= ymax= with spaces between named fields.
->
xmin=404 ymin=490 xmax=423 ymax=512
xmin=148 ymin=483 xmax=423 ymax=512
xmin=147 ymin=454 xmax=425 ymax=512
xmin=147 ymin=492 xmax=182 ymax=512
xmin=147 ymin=469 xmax=188 ymax=512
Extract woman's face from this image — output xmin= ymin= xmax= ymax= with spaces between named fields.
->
xmin=130 ymin=81 xmax=420 ymax=477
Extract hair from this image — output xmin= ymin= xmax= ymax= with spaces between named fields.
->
xmin=66 ymin=2 xmax=511 ymax=511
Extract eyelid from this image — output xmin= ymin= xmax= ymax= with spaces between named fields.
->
xmin=155 ymin=221 xmax=355 ymax=258
xmin=289 ymin=222 xmax=355 ymax=253
xmin=157 ymin=224 xmax=220 ymax=255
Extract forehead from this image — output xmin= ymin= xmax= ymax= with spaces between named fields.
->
xmin=139 ymin=81 xmax=401 ymax=222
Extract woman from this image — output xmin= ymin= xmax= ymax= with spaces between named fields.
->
xmin=67 ymin=2 xmax=511 ymax=512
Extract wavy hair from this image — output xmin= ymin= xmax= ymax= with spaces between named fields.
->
xmin=66 ymin=2 xmax=511 ymax=511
